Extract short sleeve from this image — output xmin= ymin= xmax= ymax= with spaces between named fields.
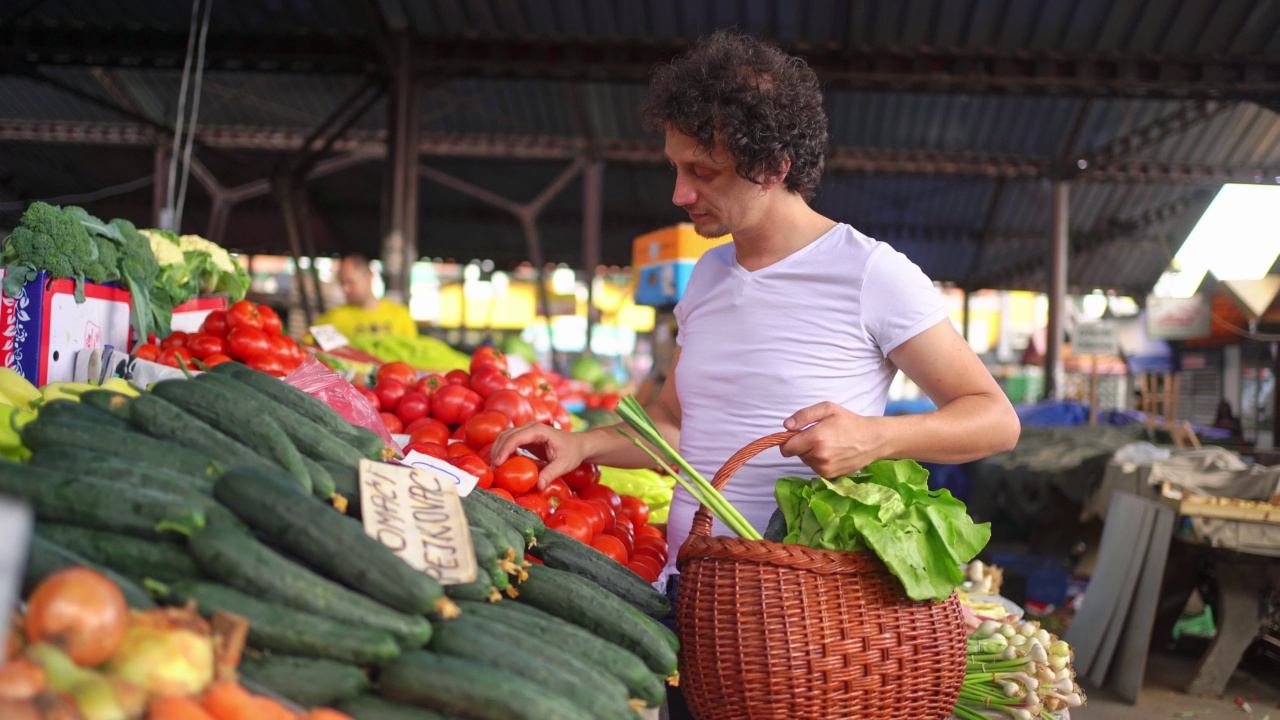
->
xmin=860 ymin=245 xmax=949 ymax=355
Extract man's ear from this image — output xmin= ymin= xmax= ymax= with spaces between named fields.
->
xmin=763 ymin=158 xmax=791 ymax=189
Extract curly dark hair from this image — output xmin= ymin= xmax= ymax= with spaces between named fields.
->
xmin=641 ymin=29 xmax=828 ymax=201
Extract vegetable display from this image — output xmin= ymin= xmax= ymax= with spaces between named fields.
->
xmin=955 ymin=619 xmax=1085 ymax=719
xmin=140 ymin=301 xmax=303 ymax=377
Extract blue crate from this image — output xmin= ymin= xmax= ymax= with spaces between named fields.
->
xmin=989 ymin=552 xmax=1071 ymax=607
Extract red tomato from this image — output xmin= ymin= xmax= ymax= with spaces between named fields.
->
xmin=246 ymin=353 xmax=286 ymax=376
xmin=372 ymin=379 xmax=407 ymax=414
xmin=202 ymin=353 xmax=233 ymax=368
xmin=157 ymin=347 xmax=194 ymax=369
xmin=540 ymin=478 xmax=572 ymax=510
xmin=200 ymin=310 xmax=230 ymax=338
xmin=493 ymin=456 xmax=539 ymax=496
xmin=444 ymin=369 xmax=470 ymax=386
xmin=578 ymin=482 xmax=620 ymax=510
xmin=470 ymin=347 xmax=508 ymax=375
xmin=377 ymin=362 xmax=418 ymax=387
xmin=446 ymin=442 xmax=478 ymax=459
xmin=599 ymin=393 xmax=621 ymax=411
xmin=561 ymin=462 xmax=601 ymax=492
xmin=483 ymin=389 xmax=533 ymax=427
xmin=549 ymin=402 xmax=573 ymax=431
xmin=403 ymin=416 xmax=432 ymax=434
xmin=226 ymin=326 xmax=271 ymax=361
xmin=487 ymin=487 xmax=516 ymax=503
xmin=415 ymin=373 xmax=447 ymax=395
xmin=627 ymin=556 xmax=662 ymax=583
xmin=134 ymin=343 xmax=161 ymax=362
xmin=515 ymin=493 xmax=551 ymax=521
xmin=431 ymin=384 xmax=483 ymax=426
xmin=357 ymin=387 xmax=381 ymax=411
xmin=407 ymin=418 xmax=450 ymax=447
xmin=380 ymin=411 xmax=404 ymax=434
xmin=586 ymin=498 xmax=616 ymax=530
xmin=612 ymin=512 xmax=634 ymax=537
xmin=603 ymin=526 xmax=634 ymax=558
xmin=591 ymin=534 xmax=629 ymax=564
xmin=226 ymin=300 xmax=263 ymax=330
xmin=634 ymin=534 xmax=669 ymax=559
xmin=635 ymin=524 xmax=666 ymax=541
xmin=475 ymin=443 xmax=494 ymax=463
xmin=463 ymin=410 xmax=513 ymax=449
xmin=160 ymin=331 xmax=190 ymax=350
xmin=267 ymin=334 xmax=295 ymax=359
xmin=257 ymin=304 xmax=283 ymax=335
xmin=469 ymin=368 xmax=515 ymax=400
xmin=185 ymin=333 xmax=226 ymax=360
xmin=619 ymin=495 xmax=651 ymax=527
xmin=403 ymin=441 xmax=449 ymax=460
xmin=449 ymin=455 xmax=493 ymax=490
xmin=513 ymin=373 xmax=540 ymax=398
xmin=395 ymin=391 xmax=431 ymax=425
xmin=451 ymin=424 xmax=466 ymax=441
xmin=560 ymin=498 xmax=606 ymax=536
xmin=547 ymin=509 xmax=593 ymax=544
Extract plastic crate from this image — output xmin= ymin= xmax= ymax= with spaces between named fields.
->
xmin=988 ymin=552 xmax=1071 ymax=607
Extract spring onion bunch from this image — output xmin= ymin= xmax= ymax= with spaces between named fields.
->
xmin=953 ymin=619 xmax=1085 ymax=720
xmin=614 ymin=395 xmax=761 ymax=540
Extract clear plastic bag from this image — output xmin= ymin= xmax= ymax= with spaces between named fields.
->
xmin=284 ymin=354 xmax=395 ymax=448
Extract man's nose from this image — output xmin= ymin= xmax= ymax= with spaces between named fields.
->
xmin=672 ymin=173 xmax=697 ymax=207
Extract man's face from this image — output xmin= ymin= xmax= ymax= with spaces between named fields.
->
xmin=338 ymin=261 xmax=374 ymax=305
xmin=664 ymin=128 xmax=767 ymax=239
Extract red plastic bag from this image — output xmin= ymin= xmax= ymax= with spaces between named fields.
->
xmin=284 ymin=354 xmax=396 ymax=450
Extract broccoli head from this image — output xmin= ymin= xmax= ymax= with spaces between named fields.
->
xmin=111 ymin=218 xmax=159 ymax=287
xmin=0 ymin=201 xmax=98 ymax=298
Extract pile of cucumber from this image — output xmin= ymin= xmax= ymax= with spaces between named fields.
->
xmin=3 ymin=361 xmax=680 ymax=719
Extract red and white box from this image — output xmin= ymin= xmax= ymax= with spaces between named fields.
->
xmin=170 ymin=294 xmax=230 ymax=334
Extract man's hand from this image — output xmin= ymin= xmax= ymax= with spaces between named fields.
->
xmin=491 ymin=422 xmax=591 ymax=484
xmin=779 ymin=402 xmax=891 ymax=479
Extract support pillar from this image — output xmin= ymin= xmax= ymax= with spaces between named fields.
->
xmin=152 ymin=146 xmax=169 ymax=228
xmin=381 ymin=32 xmax=417 ymax=303
xmin=1044 ymin=182 xmax=1069 ymax=400
xmin=581 ymin=160 xmax=604 ymax=354
xmin=275 ymin=177 xmax=315 ymax=327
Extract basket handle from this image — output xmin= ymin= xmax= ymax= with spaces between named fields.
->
xmin=687 ymin=431 xmax=796 ymax=540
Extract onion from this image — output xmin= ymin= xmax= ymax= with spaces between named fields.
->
xmin=106 ymin=607 xmax=214 ymax=698
xmin=26 ymin=568 xmax=128 ymax=667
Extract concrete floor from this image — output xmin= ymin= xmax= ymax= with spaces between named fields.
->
xmin=1075 ymin=649 xmax=1280 ymax=719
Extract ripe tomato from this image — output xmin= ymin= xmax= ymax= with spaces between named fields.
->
xmin=560 ymin=498 xmax=606 ymax=536
xmin=561 ymin=462 xmax=600 ymax=492
xmin=415 ymin=373 xmax=447 ymax=395
xmin=627 ymin=556 xmax=662 ymax=583
xmin=469 ymin=368 xmax=515 ymax=400
xmin=159 ymin=331 xmax=189 ymax=350
xmin=591 ymin=534 xmax=629 ymax=565
xmin=446 ymin=442 xmax=478 ymax=459
xmin=226 ymin=300 xmax=263 ymax=330
xmin=380 ymin=411 xmax=404 ymax=434
xmin=463 ymin=410 xmax=512 ymax=449
xmin=185 ymin=333 xmax=226 ymax=360
xmin=449 ymin=454 xmax=493 ymax=490
xmin=444 ymin=369 xmax=470 ymax=386
xmin=515 ymin=493 xmax=551 ymax=521
xmin=200 ymin=310 xmax=230 ymax=338
xmin=395 ymin=391 xmax=431 ymax=425
xmin=575 ymin=484 xmax=619 ymax=513
xmin=603 ymin=526 xmax=634 ymax=558
xmin=549 ymin=402 xmax=573 ymax=430
xmin=634 ymin=533 xmax=669 ymax=559
xmin=487 ymin=487 xmax=516 ymax=503
xmin=267 ymin=334 xmax=295 ymax=359
xmin=403 ymin=441 xmax=448 ymax=460
xmin=540 ymin=478 xmax=572 ymax=510
xmin=357 ymin=386 xmax=381 ymax=411
xmin=246 ymin=353 xmax=286 ymax=376
xmin=619 ymin=495 xmax=651 ymax=527
xmin=547 ymin=509 xmax=593 ymax=544
xmin=612 ymin=512 xmax=634 ymax=537
xmin=377 ymin=361 xmax=418 ymax=387
xmin=372 ymin=379 xmax=407 ymax=414
xmin=157 ymin=346 xmax=194 ymax=369
xmin=431 ymin=384 xmax=483 ymax=426
xmin=528 ymin=397 xmax=553 ymax=425
xmin=493 ymin=456 xmax=539 ymax=496
xmin=451 ymin=425 xmax=466 ymax=441
xmin=407 ymin=418 xmax=450 ymax=447
xmin=133 ymin=343 xmax=161 ymax=362
xmin=635 ymin=524 xmax=666 ymax=541
xmin=586 ymin=498 xmax=616 ymax=529
xmin=483 ymin=389 xmax=533 ymax=427
xmin=470 ymin=347 xmax=508 ymax=375
xmin=226 ymin=326 xmax=271 ymax=361
xmin=202 ymin=352 xmax=234 ymax=368
xmin=475 ymin=443 xmax=494 ymax=463
xmin=257 ymin=304 xmax=283 ymax=335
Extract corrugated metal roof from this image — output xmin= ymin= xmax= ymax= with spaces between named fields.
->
xmin=421 ymin=79 xmax=579 ymax=137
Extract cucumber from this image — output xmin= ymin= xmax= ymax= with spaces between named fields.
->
xmin=322 ymin=460 xmax=361 ymax=518
xmin=184 ymin=512 xmax=433 ymax=647
xmin=79 ymin=389 xmax=133 ymax=419
xmin=35 ymin=523 xmax=201 ymax=583
xmin=468 ymin=487 xmax=545 ymax=545
xmin=29 ymin=446 xmax=216 ymax=496
xmin=196 ymin=372 xmax=367 ymax=467
xmin=150 ymin=379 xmax=310 ymax=492
xmin=527 ymin=527 xmax=671 ymax=618
xmin=379 ymin=651 xmax=595 ymax=720
xmin=337 ymin=695 xmax=461 ymax=720
xmin=429 ymin=615 xmax=636 ymax=720
xmin=125 ymin=393 xmax=278 ymax=474
xmin=23 ymin=535 xmax=155 ymax=609
xmin=20 ymin=417 xmax=222 ymax=479
xmin=0 ymin=461 xmax=205 ymax=540
xmin=36 ymin=398 xmax=131 ymax=430
xmin=210 ymin=361 xmax=387 ymax=458
xmin=460 ymin=495 xmax=523 ymax=558
xmin=301 ymin=455 xmax=335 ymax=500
xmin=515 ymin=562 xmax=677 ymax=676
xmin=458 ymin=599 xmax=665 ymax=707
xmin=442 ymin=575 xmax=500 ymax=604
xmin=238 ymin=654 xmax=369 ymax=708
xmin=213 ymin=467 xmax=452 ymax=617
xmin=466 ymin=526 xmax=509 ymax=593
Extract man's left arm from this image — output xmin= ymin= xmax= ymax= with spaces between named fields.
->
xmin=780 ymin=319 xmax=1020 ymax=477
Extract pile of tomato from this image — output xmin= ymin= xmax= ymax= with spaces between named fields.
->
xmin=361 ymin=349 xmax=668 ymax=583
xmin=136 ymin=301 xmax=306 ymax=377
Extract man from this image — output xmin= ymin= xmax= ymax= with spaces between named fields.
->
xmin=493 ymin=29 xmax=1019 ymax=580
xmin=314 ymin=254 xmax=417 ymax=339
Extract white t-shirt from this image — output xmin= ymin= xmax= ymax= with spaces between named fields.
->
xmin=664 ymin=223 xmax=949 ymax=576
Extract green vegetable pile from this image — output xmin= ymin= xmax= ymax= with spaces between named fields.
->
xmin=139 ymin=230 xmax=250 ymax=322
xmin=348 ymin=335 xmax=471 ymax=372
xmin=775 ymin=460 xmax=990 ymax=602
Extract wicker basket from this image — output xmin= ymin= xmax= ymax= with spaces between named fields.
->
xmin=675 ymin=432 xmax=968 ymax=720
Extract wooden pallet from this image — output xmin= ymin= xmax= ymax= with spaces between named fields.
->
xmin=1159 ymin=483 xmax=1280 ymax=525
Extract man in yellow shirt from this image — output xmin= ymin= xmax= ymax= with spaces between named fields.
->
xmin=315 ymin=254 xmax=418 ymax=339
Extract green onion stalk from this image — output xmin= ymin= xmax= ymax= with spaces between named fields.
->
xmin=614 ymin=395 xmax=761 ymax=540
xmin=952 ymin=619 xmax=1085 ymax=720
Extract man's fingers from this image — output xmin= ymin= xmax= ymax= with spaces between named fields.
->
xmin=783 ymin=402 xmax=836 ymax=432
xmin=490 ymin=422 xmax=548 ymax=465
xmin=778 ymin=430 xmax=814 ymax=458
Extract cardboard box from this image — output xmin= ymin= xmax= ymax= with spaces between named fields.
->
xmin=0 ymin=270 xmax=132 ymax=385
xmin=631 ymin=224 xmax=729 ymax=306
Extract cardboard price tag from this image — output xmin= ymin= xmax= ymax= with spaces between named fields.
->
xmin=401 ymin=450 xmax=480 ymax=497
xmin=308 ymin=324 xmax=350 ymax=352
xmin=357 ymin=459 xmax=478 ymax=585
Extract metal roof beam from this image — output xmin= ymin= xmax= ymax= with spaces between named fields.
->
xmin=1080 ymin=101 xmax=1237 ymax=164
